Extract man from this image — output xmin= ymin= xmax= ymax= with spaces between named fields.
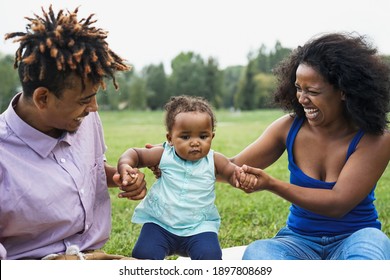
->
xmin=0 ymin=5 xmax=146 ymax=260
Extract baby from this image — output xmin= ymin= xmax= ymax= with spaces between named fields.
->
xmin=117 ymin=95 xmax=257 ymax=259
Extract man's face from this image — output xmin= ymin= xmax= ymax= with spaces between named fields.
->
xmin=42 ymin=75 xmax=100 ymax=137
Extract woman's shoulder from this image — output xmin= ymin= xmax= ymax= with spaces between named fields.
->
xmin=272 ymin=114 xmax=295 ymax=126
xmin=360 ymin=130 xmax=390 ymax=149
xmin=353 ymin=130 xmax=390 ymax=166
xmin=265 ymin=114 xmax=296 ymax=136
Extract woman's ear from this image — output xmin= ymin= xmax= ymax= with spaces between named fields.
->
xmin=341 ymin=91 xmax=346 ymax=101
xmin=32 ymin=87 xmax=50 ymax=109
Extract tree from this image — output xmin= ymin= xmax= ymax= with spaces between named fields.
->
xmin=0 ymin=54 xmax=19 ymax=113
xmin=253 ymin=73 xmax=276 ymax=108
xmin=143 ymin=63 xmax=168 ymax=110
xmin=128 ymin=76 xmax=148 ymax=110
xmin=235 ymin=60 xmax=256 ymax=110
xmin=382 ymin=55 xmax=390 ymax=68
xmin=204 ymin=57 xmax=222 ymax=108
xmin=255 ymin=44 xmax=270 ymax=73
xmin=169 ymin=52 xmax=207 ymax=97
xmin=268 ymin=41 xmax=291 ymax=72
xmin=97 ymin=70 xmax=134 ymax=110
xmin=221 ymin=65 xmax=244 ymax=109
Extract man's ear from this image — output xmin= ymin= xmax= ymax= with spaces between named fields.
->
xmin=32 ymin=87 xmax=50 ymax=109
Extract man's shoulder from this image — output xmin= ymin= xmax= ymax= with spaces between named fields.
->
xmin=0 ymin=113 xmax=13 ymax=146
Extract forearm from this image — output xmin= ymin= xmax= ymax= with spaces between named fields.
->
xmin=117 ymin=148 xmax=139 ymax=169
xmin=266 ymin=176 xmax=347 ymax=218
xmin=215 ymin=152 xmax=238 ymax=186
xmin=216 ymin=174 xmax=227 ymax=183
xmin=114 ymin=148 xmax=149 ymax=200
xmin=104 ymin=162 xmax=117 ymax=188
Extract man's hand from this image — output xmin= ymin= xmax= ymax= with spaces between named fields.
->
xmin=145 ymin=143 xmax=162 ymax=178
xmin=113 ymin=168 xmax=147 ymax=200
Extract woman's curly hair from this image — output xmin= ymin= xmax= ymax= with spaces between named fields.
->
xmin=164 ymin=95 xmax=216 ymax=133
xmin=273 ymin=32 xmax=390 ymax=134
xmin=4 ymin=5 xmax=130 ymax=98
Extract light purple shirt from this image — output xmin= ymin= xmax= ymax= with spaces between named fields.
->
xmin=0 ymin=94 xmax=111 ymax=259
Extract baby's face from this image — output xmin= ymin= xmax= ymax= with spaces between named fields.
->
xmin=166 ymin=111 xmax=214 ymax=161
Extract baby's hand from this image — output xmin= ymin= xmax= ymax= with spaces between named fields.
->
xmin=118 ymin=164 xmax=139 ymax=186
xmin=235 ymin=166 xmax=258 ymax=192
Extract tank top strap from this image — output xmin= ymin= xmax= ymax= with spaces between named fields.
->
xmin=346 ymin=129 xmax=365 ymax=160
xmin=286 ymin=117 xmax=365 ymax=162
xmin=286 ymin=116 xmax=304 ymax=160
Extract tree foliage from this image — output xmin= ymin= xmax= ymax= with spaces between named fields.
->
xmin=144 ymin=63 xmax=168 ymax=110
xmin=3 ymin=42 xmax=387 ymax=113
xmin=0 ymin=54 xmax=19 ymax=112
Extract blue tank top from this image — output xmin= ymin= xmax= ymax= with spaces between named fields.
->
xmin=286 ymin=117 xmax=381 ymax=236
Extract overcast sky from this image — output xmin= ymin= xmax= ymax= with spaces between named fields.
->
xmin=1 ymin=0 xmax=389 ymax=72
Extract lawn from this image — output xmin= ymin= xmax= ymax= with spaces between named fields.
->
xmin=99 ymin=109 xmax=390 ymax=257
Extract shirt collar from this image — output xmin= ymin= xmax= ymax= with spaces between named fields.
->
xmin=4 ymin=93 xmax=71 ymax=158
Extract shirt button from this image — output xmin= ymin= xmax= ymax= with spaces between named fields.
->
xmin=80 ymin=189 xmax=85 ymax=195
xmin=60 ymin=158 xmax=66 ymax=163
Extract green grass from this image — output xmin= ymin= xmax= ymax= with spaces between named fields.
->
xmin=99 ymin=109 xmax=390 ymax=257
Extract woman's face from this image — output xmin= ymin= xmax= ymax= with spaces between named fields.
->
xmin=295 ymin=63 xmax=345 ymax=128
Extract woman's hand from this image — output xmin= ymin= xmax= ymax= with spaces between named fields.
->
xmin=235 ymin=164 xmax=270 ymax=193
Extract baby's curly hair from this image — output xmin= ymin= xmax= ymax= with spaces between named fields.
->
xmin=164 ymin=95 xmax=216 ymax=133
xmin=273 ymin=32 xmax=390 ymax=134
xmin=4 ymin=5 xmax=130 ymax=98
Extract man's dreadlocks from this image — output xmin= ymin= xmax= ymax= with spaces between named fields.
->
xmin=4 ymin=5 xmax=130 ymax=97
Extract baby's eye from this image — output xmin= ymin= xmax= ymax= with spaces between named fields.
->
xmin=200 ymin=135 xmax=208 ymax=140
xmin=180 ymin=135 xmax=190 ymax=140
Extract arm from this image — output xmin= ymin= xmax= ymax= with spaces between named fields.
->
xmin=230 ymin=114 xmax=291 ymax=168
xmin=117 ymin=146 xmax=164 ymax=187
xmin=112 ymin=147 xmax=163 ymax=200
xmin=117 ymin=146 xmax=164 ymax=172
xmin=107 ymin=159 xmax=147 ymax=200
xmin=241 ymin=132 xmax=390 ymax=218
xmin=215 ymin=115 xmax=290 ymax=184
xmin=105 ymin=161 xmax=118 ymax=187
xmin=214 ymin=152 xmax=258 ymax=190
xmin=214 ymin=152 xmax=240 ymax=187
xmin=145 ymin=143 xmax=163 ymax=178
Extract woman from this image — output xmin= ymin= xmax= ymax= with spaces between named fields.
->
xmin=234 ymin=32 xmax=390 ymax=260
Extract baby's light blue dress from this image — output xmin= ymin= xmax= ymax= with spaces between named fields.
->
xmin=132 ymin=142 xmax=220 ymax=236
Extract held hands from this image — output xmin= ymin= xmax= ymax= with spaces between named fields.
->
xmin=113 ymin=164 xmax=147 ymax=200
xmin=234 ymin=164 xmax=267 ymax=193
xmin=144 ymin=143 xmax=267 ymax=194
